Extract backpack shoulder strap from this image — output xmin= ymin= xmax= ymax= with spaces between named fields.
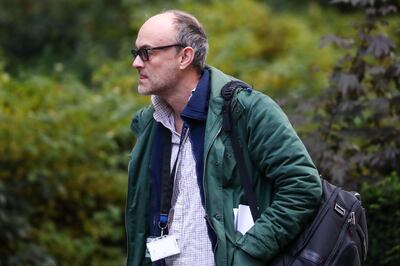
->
xmin=220 ymin=80 xmax=260 ymax=221
xmin=221 ymin=80 xmax=249 ymax=131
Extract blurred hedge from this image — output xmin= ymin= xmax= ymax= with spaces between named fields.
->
xmin=362 ymin=173 xmax=400 ymax=266
xmin=0 ymin=60 xmax=138 ymax=265
xmin=0 ymin=0 xmax=349 ymax=98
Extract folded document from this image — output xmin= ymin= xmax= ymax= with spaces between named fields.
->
xmin=233 ymin=204 xmax=255 ymax=235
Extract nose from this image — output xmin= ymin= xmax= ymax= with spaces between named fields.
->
xmin=132 ymin=55 xmax=144 ymax=69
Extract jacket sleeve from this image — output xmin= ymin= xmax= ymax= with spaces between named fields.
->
xmin=235 ymin=90 xmax=322 ymax=261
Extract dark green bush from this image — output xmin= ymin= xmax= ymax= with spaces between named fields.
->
xmin=300 ymin=0 xmax=400 ymax=187
xmin=362 ymin=173 xmax=400 ymax=266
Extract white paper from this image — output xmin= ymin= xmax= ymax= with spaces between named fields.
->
xmin=146 ymin=235 xmax=180 ymax=262
xmin=233 ymin=204 xmax=255 ymax=235
xmin=233 ymin=208 xmax=239 ymax=229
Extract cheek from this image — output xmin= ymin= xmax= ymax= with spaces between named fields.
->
xmin=148 ymin=59 xmax=180 ymax=82
xmin=156 ymin=64 xmax=176 ymax=79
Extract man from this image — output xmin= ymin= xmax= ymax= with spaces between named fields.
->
xmin=126 ymin=10 xmax=322 ymax=266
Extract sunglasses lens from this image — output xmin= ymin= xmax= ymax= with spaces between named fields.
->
xmin=132 ymin=48 xmax=148 ymax=61
xmin=131 ymin=49 xmax=137 ymax=57
xmin=139 ymin=49 xmax=148 ymax=61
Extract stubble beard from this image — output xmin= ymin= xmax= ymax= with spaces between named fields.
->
xmin=137 ymin=83 xmax=151 ymax=95
xmin=137 ymin=71 xmax=179 ymax=96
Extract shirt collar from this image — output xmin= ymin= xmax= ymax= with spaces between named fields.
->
xmin=151 ymin=95 xmax=176 ymax=133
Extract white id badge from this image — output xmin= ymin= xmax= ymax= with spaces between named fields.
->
xmin=146 ymin=235 xmax=180 ymax=262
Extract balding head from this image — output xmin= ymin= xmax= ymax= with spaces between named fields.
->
xmin=137 ymin=10 xmax=208 ymax=74
xmin=136 ymin=12 xmax=177 ymax=49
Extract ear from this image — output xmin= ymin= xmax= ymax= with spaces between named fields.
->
xmin=179 ymin=47 xmax=195 ymax=70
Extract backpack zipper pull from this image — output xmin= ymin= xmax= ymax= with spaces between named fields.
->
xmin=348 ymin=212 xmax=356 ymax=225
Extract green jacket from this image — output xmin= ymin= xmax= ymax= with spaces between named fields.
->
xmin=126 ymin=66 xmax=322 ymax=265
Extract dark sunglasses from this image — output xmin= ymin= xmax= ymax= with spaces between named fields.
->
xmin=131 ymin=44 xmax=184 ymax=61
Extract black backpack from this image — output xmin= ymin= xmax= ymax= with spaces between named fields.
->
xmin=221 ymin=81 xmax=368 ymax=266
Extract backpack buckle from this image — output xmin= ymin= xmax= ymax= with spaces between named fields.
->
xmin=334 ymin=203 xmax=346 ymax=217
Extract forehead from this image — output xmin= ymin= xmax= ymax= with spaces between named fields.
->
xmin=135 ymin=13 xmax=177 ymax=47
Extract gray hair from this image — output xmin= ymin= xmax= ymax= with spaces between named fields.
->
xmin=162 ymin=10 xmax=208 ymax=73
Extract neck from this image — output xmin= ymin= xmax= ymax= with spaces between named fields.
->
xmin=162 ymin=70 xmax=201 ymax=132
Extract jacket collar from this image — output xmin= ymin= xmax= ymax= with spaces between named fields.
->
xmin=181 ymin=68 xmax=211 ymax=122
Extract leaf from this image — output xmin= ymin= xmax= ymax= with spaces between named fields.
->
xmin=330 ymin=0 xmax=350 ymax=4
xmin=320 ymin=34 xmax=355 ymax=49
xmin=337 ymin=100 xmax=363 ymax=115
xmin=370 ymin=97 xmax=390 ymax=112
xmin=337 ymin=55 xmax=354 ymax=65
xmin=337 ymin=73 xmax=361 ymax=95
xmin=367 ymin=35 xmax=395 ymax=58
xmin=379 ymin=5 xmax=398 ymax=16
xmin=367 ymin=66 xmax=386 ymax=75
xmin=330 ymin=0 xmax=375 ymax=6
xmin=358 ymin=0 xmax=375 ymax=6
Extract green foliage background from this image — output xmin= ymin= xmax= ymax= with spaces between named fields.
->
xmin=0 ymin=0 xmax=399 ymax=265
